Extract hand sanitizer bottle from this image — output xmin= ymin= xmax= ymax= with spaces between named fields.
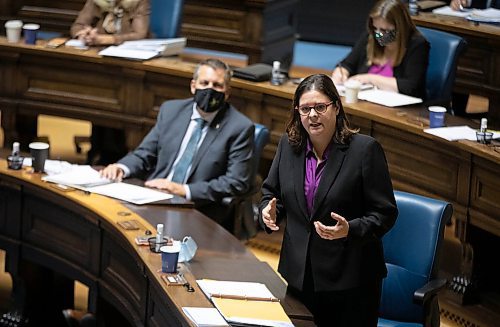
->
xmin=271 ymin=61 xmax=282 ymax=86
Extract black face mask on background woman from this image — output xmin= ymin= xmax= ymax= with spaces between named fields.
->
xmin=374 ymin=29 xmax=396 ymax=47
xmin=194 ymin=88 xmax=226 ymax=112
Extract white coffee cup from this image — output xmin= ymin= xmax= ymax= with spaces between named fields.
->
xmin=344 ymin=79 xmax=362 ymax=104
xmin=4 ymin=20 xmax=23 ymax=43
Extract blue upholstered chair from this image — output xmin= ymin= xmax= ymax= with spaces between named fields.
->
xmin=418 ymin=27 xmax=467 ymax=111
xmin=378 ymin=191 xmax=453 ymax=327
xmin=150 ymin=0 xmax=184 ymax=38
xmin=228 ymin=123 xmax=270 ymax=240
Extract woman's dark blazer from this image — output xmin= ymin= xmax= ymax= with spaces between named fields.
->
xmin=340 ymin=31 xmax=429 ymax=98
xmin=260 ymin=133 xmax=398 ymax=292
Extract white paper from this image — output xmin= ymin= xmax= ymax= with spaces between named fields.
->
xmin=65 ymin=39 xmax=89 ymax=50
xmin=335 ymin=83 xmax=373 ymax=96
xmin=196 ymin=280 xmax=277 ymax=301
xmin=424 ymin=125 xmax=500 ymax=141
xmin=357 ymin=89 xmax=422 ymax=107
xmin=86 ymin=182 xmax=173 ymax=205
xmin=98 ymin=46 xmax=159 ymax=60
xmin=432 ymin=6 xmax=471 ymax=17
xmin=182 ymin=307 xmax=229 ymax=327
xmin=42 ymin=165 xmax=110 ymax=188
xmin=467 ymin=8 xmax=500 ymax=22
xmin=222 ymin=316 xmax=293 ymax=327
xmin=99 ymin=38 xmax=186 ymax=60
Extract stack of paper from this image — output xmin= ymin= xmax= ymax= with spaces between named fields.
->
xmin=357 ymin=89 xmax=422 ymax=107
xmin=432 ymin=6 xmax=471 ymax=17
xmin=182 ymin=307 xmax=229 ymax=327
xmin=424 ymin=125 xmax=500 ymax=141
xmin=467 ymin=8 xmax=500 ymax=23
xmin=196 ymin=280 xmax=294 ymax=327
xmin=42 ymin=165 xmax=173 ymax=204
xmin=99 ymin=37 xmax=187 ymax=60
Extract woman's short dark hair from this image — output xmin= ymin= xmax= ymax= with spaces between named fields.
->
xmin=286 ymin=74 xmax=358 ymax=152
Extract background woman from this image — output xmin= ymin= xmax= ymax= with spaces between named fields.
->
xmin=332 ymin=0 xmax=429 ymax=98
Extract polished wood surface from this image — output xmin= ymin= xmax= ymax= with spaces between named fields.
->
xmin=0 ymin=39 xmax=499 ymax=323
xmin=0 ymin=161 xmax=312 ymax=325
xmin=0 ymin=0 xmax=298 ymax=65
xmin=413 ymin=12 xmax=500 ymax=128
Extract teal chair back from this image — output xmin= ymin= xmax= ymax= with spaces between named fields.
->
xmin=150 ymin=0 xmax=184 ymax=38
xmin=418 ymin=27 xmax=467 ymax=110
xmin=378 ymin=191 xmax=452 ymax=327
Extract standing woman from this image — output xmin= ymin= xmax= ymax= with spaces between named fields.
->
xmin=260 ymin=74 xmax=398 ymax=326
xmin=71 ymin=0 xmax=151 ymax=164
xmin=332 ymin=0 xmax=429 ymax=98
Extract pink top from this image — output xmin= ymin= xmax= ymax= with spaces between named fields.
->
xmin=368 ymin=61 xmax=394 ymax=77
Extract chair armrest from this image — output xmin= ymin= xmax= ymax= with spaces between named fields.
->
xmin=413 ymin=278 xmax=447 ymax=305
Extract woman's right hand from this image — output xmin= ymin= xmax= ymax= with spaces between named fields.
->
xmin=262 ymin=198 xmax=279 ymax=231
xmin=450 ymin=0 xmax=467 ymax=10
xmin=332 ymin=66 xmax=349 ymax=85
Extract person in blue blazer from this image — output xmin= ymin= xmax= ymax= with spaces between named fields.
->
xmin=260 ymin=74 xmax=398 ymax=326
xmin=101 ymin=59 xmax=254 ymax=227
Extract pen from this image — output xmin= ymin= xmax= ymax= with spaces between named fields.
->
xmin=211 ymin=293 xmax=280 ymax=302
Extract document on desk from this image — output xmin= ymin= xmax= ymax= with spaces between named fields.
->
xmin=467 ymin=8 xmax=500 ymax=23
xmin=334 ymin=83 xmax=373 ymax=96
xmin=99 ymin=38 xmax=187 ymax=60
xmin=196 ymin=280 xmax=294 ymax=327
xmin=42 ymin=165 xmax=173 ymax=204
xmin=432 ymin=6 xmax=471 ymax=17
xmin=85 ymin=182 xmax=173 ymax=205
xmin=182 ymin=307 xmax=229 ymax=327
xmin=357 ymin=89 xmax=422 ymax=107
xmin=424 ymin=125 xmax=500 ymax=141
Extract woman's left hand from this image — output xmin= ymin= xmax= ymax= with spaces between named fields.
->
xmin=314 ymin=212 xmax=349 ymax=240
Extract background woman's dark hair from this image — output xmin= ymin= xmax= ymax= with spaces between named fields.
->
xmin=286 ymin=74 xmax=358 ymax=152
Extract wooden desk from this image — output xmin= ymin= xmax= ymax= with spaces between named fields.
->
xmin=0 ymin=163 xmax=312 ymax=326
xmin=413 ymin=12 xmax=500 ymax=128
xmin=1 ymin=39 xmax=500 ymax=323
xmin=0 ymin=0 xmax=298 ymax=65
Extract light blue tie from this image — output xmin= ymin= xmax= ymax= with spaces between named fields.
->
xmin=171 ymin=118 xmax=206 ymax=183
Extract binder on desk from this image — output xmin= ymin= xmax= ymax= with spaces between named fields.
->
xmin=196 ymin=280 xmax=294 ymax=327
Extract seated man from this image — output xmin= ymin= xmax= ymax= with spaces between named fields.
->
xmin=101 ymin=58 xmax=255 ymax=228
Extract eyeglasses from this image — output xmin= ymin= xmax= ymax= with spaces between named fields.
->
xmin=296 ymin=101 xmax=334 ymax=116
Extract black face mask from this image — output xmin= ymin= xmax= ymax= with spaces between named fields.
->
xmin=374 ymin=29 xmax=396 ymax=47
xmin=194 ymin=88 xmax=226 ymax=113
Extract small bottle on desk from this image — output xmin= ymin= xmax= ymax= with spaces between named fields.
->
xmin=409 ymin=0 xmax=419 ymax=16
xmin=271 ymin=61 xmax=283 ymax=86
xmin=480 ymin=118 xmax=488 ymax=133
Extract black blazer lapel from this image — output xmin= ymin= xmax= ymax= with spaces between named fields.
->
xmin=292 ymin=150 xmax=309 ymax=220
xmin=311 ymin=143 xmax=348 ymax=218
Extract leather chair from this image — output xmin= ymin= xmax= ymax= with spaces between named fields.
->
xmin=227 ymin=123 xmax=270 ymax=240
xmin=150 ymin=0 xmax=184 ymax=38
xmin=378 ymin=191 xmax=453 ymax=327
xmin=417 ymin=27 xmax=467 ymax=111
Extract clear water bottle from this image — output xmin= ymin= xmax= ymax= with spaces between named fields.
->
xmin=409 ymin=0 xmax=419 ymax=16
xmin=271 ymin=61 xmax=282 ymax=86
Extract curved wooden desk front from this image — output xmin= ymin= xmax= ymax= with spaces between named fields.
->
xmin=0 ymin=164 xmax=312 ymax=326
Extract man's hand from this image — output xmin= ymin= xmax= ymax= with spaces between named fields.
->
xmin=314 ymin=212 xmax=349 ymax=240
xmin=262 ymin=198 xmax=279 ymax=231
xmin=145 ymin=179 xmax=186 ymax=197
xmin=100 ymin=164 xmax=124 ymax=181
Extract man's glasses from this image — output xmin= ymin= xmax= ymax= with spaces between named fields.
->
xmin=296 ymin=101 xmax=334 ymax=116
